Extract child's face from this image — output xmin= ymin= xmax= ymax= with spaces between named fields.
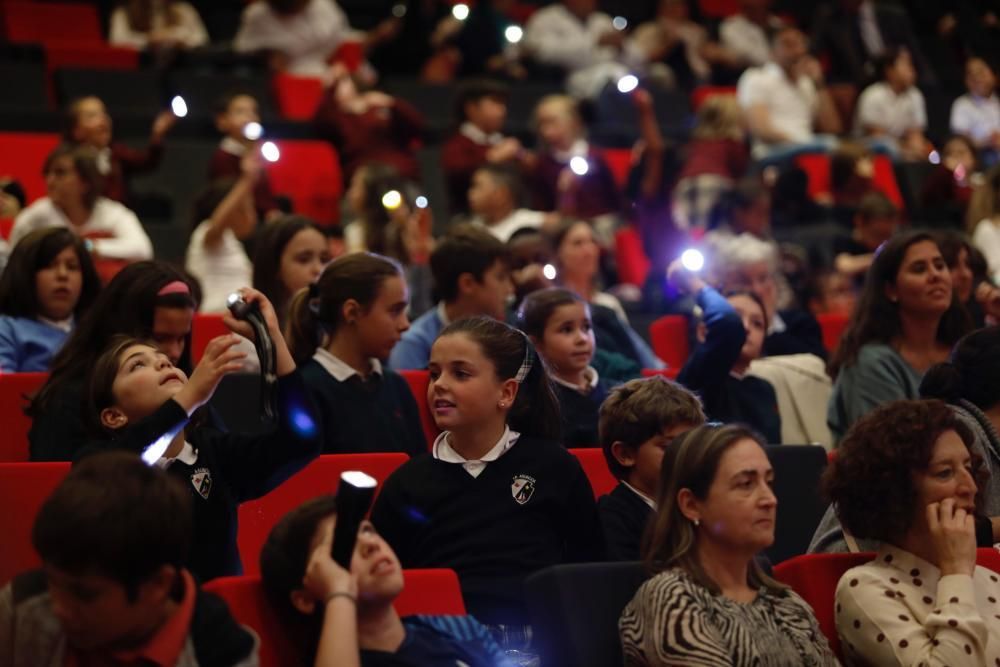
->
xmin=722 ymin=261 xmax=777 ymax=323
xmin=216 ymin=95 xmax=260 ymax=140
xmin=857 ymin=214 xmax=899 ymax=248
xmin=44 ymin=563 xmax=172 ymax=652
xmin=427 ymin=332 xmax=516 ymax=433
xmin=887 ymin=52 xmax=915 ymax=89
xmin=71 ymin=97 xmax=112 ymax=148
xmin=536 ymin=101 xmax=580 ymax=151
xmin=950 ymin=246 xmax=975 ymax=303
xmin=279 ymin=228 xmax=331 ymax=297
xmin=620 ymin=421 xmax=699 ymax=499
xmin=943 ymin=138 xmax=976 ymax=174
xmin=466 ymin=96 xmax=508 ymax=135
xmin=309 ymin=516 xmax=404 ymax=608
xmin=36 ymin=245 xmax=83 ymax=321
xmin=354 ymin=275 xmax=411 ymax=360
xmin=728 ymin=294 xmax=766 ymax=364
xmin=465 ymin=259 xmax=514 ymax=321
xmin=966 ymin=58 xmax=996 ymax=98
xmin=151 ymin=305 xmax=194 ymax=366
xmin=45 ymin=156 xmax=88 ymax=210
xmin=556 ymin=222 xmax=600 ymax=281
xmin=105 ymin=344 xmax=188 ymax=426
xmin=467 ymin=170 xmax=505 ymax=215
xmin=536 ymin=302 xmax=594 ymax=378
xmin=816 ymin=272 xmax=857 ymax=317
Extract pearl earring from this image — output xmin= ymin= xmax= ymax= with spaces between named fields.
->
xmin=498 ymin=401 xmax=506 ymax=408
xmin=693 ymin=519 xmax=701 ymax=527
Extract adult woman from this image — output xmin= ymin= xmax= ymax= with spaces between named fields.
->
xmin=937 ymin=230 xmax=1000 ymax=328
xmin=9 ymin=144 xmax=153 ymax=263
xmin=253 ymin=215 xmax=331 ymax=328
xmin=619 ymin=423 xmax=837 ymax=665
xmin=28 ymin=261 xmax=198 ymax=461
xmin=828 ymin=231 xmax=972 ymax=443
xmin=108 ymin=0 xmax=209 ymax=51
xmin=828 ymin=399 xmax=1000 ymax=665
xmin=0 ymin=228 xmax=100 ymax=372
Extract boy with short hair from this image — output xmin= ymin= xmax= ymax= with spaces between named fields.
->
xmin=207 ymin=90 xmax=280 ymax=219
xmin=833 ymin=191 xmax=901 ymax=281
xmin=388 ymin=224 xmax=513 ymax=370
xmin=0 ymin=451 xmax=258 ymax=665
xmin=598 ymin=375 xmax=706 ymax=561
xmin=467 ymin=164 xmax=550 ymax=242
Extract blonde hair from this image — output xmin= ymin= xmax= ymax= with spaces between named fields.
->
xmin=692 ymin=96 xmax=743 ymax=141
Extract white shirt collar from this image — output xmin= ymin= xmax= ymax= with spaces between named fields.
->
xmin=436 ymin=301 xmax=452 ymax=327
xmin=312 ymin=348 xmax=383 ymax=381
xmin=622 ymin=481 xmax=657 ymax=509
xmin=432 ymin=426 xmax=520 ymax=478
xmin=155 ymin=441 xmax=198 ymax=468
xmin=459 ymin=122 xmax=503 ymax=146
xmin=95 ymin=147 xmax=112 ymax=175
xmin=767 ymin=311 xmax=786 ymax=335
xmin=550 ymin=366 xmax=599 ymax=394
xmin=37 ymin=315 xmax=73 ymax=333
xmin=220 ymin=136 xmax=247 ymax=157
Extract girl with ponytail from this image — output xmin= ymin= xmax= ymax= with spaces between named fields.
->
xmin=288 ymin=252 xmax=426 ymax=457
xmin=370 ymin=316 xmax=604 ymax=655
xmin=921 ymin=325 xmax=1000 ymax=516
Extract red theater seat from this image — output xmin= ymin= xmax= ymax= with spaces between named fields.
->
xmin=595 ymin=147 xmax=632 ymax=191
xmin=871 ymin=154 xmax=904 ymax=209
xmin=45 ymin=42 xmax=140 ymax=72
xmin=0 ymin=132 xmax=60 ymax=204
xmin=614 ymin=227 xmax=651 ymax=288
xmin=0 ymin=461 xmax=71 ymax=585
xmin=272 ymin=73 xmax=324 ymax=121
xmin=698 ymin=0 xmax=740 ymax=19
xmin=640 ymin=367 xmax=681 ymax=380
xmin=395 ymin=568 xmax=466 ymax=616
xmin=190 ymin=313 xmax=229 ymax=363
xmin=0 ymin=372 xmax=48 ymax=462
xmin=1 ymin=2 xmax=103 ymax=44
xmin=816 ymin=312 xmax=850 ymax=355
xmin=648 ymin=314 xmax=689 ymax=371
xmin=266 ymin=140 xmax=343 ymax=226
xmin=237 ymin=453 xmax=408 ymax=576
xmin=398 ymin=369 xmax=439 ymax=448
xmin=0 ymin=217 xmax=13 ymax=241
xmin=796 ymin=152 xmax=905 ymax=210
xmin=569 ymin=447 xmax=617 ymax=498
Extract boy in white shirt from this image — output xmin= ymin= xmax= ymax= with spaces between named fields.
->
xmin=854 ymin=48 xmax=931 ymax=161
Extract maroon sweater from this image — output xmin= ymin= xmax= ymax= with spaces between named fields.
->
xmin=207 ymin=147 xmax=279 ymax=214
xmin=677 ymin=138 xmax=749 ymax=181
xmin=441 ymin=132 xmax=491 ymax=214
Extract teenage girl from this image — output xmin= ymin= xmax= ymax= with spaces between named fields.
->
xmin=253 ymin=215 xmax=333 ymax=328
xmin=85 ymin=287 xmax=321 ymax=582
xmin=518 ymin=287 xmax=615 ymax=447
xmin=370 ymin=316 xmax=604 ymax=650
xmin=287 ymin=252 xmax=426 ymax=456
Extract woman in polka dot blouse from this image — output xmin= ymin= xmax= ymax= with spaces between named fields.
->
xmin=826 ymin=399 xmax=1000 ymax=666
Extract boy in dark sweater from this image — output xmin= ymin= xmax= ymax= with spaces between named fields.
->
xmin=597 ymin=376 xmax=706 ymax=561
xmin=0 ymin=451 xmax=257 ymax=665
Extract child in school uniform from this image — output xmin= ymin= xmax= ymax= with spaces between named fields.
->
xmin=84 ymin=287 xmax=321 ymax=582
xmin=287 ymin=252 xmax=427 ymax=457
xmin=670 ymin=258 xmax=782 ymax=443
xmin=597 ymin=376 xmax=706 ymax=561
xmin=371 ymin=317 xmax=605 ymax=650
xmin=517 ymin=287 xmax=615 ymax=447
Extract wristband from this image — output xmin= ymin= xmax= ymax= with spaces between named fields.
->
xmin=324 ymin=591 xmax=357 ymax=606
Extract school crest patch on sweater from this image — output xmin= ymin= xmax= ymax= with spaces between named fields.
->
xmin=191 ymin=468 xmax=212 ymax=500
xmin=511 ymin=474 xmax=536 ymax=505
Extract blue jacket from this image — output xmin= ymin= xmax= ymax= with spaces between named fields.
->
xmin=0 ymin=316 xmax=70 ymax=373
xmin=389 ymin=306 xmax=445 ymax=370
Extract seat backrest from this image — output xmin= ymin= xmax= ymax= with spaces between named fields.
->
xmin=569 ymin=448 xmax=617 ymax=499
xmin=764 ymin=445 xmax=828 ymax=564
xmin=639 ymin=368 xmax=681 ymax=380
xmin=397 ymin=369 xmax=438 ymax=448
xmin=237 ymin=453 xmax=408 ymax=576
xmin=45 ymin=43 xmax=139 ymax=73
xmin=525 ymin=561 xmax=648 ymax=667
xmin=871 ymin=154 xmax=904 ymax=210
xmin=2 ymin=1 xmax=103 ymax=44
xmin=53 ymin=68 xmax=161 ymax=116
xmin=265 ymin=140 xmax=343 ymax=226
xmin=167 ymin=71 xmax=277 ymax=122
xmin=395 ymin=568 xmax=466 ymax=615
xmin=697 ymin=0 xmax=741 ymax=18
xmin=977 ymin=547 xmax=1000 ymax=574
xmin=272 ymin=73 xmax=324 ymax=121
xmin=648 ymin=314 xmax=690 ymax=370
xmin=190 ymin=313 xmax=229 ymax=363
xmin=772 ymin=552 xmax=875 ymax=660
xmin=0 ymin=372 xmax=48 ymax=462
xmin=816 ymin=312 xmax=850 ymax=355
xmin=613 ymin=226 xmax=651 ymax=288
xmin=0 ymin=62 xmax=48 ymax=113
xmin=0 ymin=461 xmax=71 ymax=585
xmin=202 ymin=575 xmax=302 ymax=667
xmin=796 ymin=152 xmax=832 ymax=200
xmin=0 ymin=132 xmax=60 ymax=204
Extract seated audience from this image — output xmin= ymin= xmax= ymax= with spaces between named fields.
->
xmin=372 ymin=317 xmax=604 ymax=646
xmin=829 ymin=399 xmax=1000 ymax=665
xmin=937 ymin=230 xmax=1000 ymax=327
xmin=920 ymin=134 xmax=979 ymax=227
xmin=598 ymin=376 xmax=706 ymax=561
xmin=805 ymin=268 xmax=858 ymax=319
xmin=672 ymin=95 xmax=749 ymax=234
xmin=287 ymin=252 xmax=426 ymax=456
xmin=736 ymin=26 xmax=841 ymax=161
xmin=208 ymin=91 xmax=281 ymax=220
xmin=854 ymin=48 xmax=931 ymax=160
xmin=518 ymin=287 xmax=615 ymax=447
xmin=828 ymin=141 xmax=876 ymax=217
xmin=441 ymin=79 xmax=527 ymax=215
xmin=719 ymin=0 xmax=785 ymax=69
xmin=833 ymin=192 xmax=901 ymax=284
xmin=314 ymin=66 xmax=424 ymax=184
xmin=28 ymin=261 xmax=198 ymax=461
xmin=468 ymin=164 xmax=550 ymax=242
xmin=253 ymin=215 xmax=332 ymax=328
xmin=85 ymin=287 xmax=320 ymax=581
xmin=0 ymin=451 xmax=258 ymax=665
xmin=619 ymin=423 xmax=837 ymax=665
xmin=828 ymin=231 xmax=972 ymax=442
xmin=260 ymin=496 xmax=509 ymax=666
xmin=670 ymin=259 xmax=782 ymax=443
xmin=108 ymin=0 xmax=209 ymax=51
xmin=11 ymin=144 xmax=153 ymax=262
xmin=950 ymin=57 xmax=1000 ymax=164
xmin=968 ymin=164 xmax=1000 ymax=283
xmin=64 ymin=95 xmax=175 ymax=206
xmin=388 ymin=225 xmax=512 ymax=370
xmin=0 ymin=228 xmax=99 ymax=372
xmin=186 ymin=157 xmax=261 ymax=313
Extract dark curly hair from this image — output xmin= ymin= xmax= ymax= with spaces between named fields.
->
xmin=823 ymin=399 xmax=982 ymax=543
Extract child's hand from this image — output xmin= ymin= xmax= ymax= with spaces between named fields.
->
xmin=173 ymin=335 xmax=247 ymax=414
xmin=666 ymin=258 xmax=706 ymax=296
xmin=302 ymin=518 xmax=358 ymax=604
xmin=240 ymin=151 xmax=264 ymax=182
xmin=632 ymin=88 xmax=653 ymax=113
xmin=222 ymin=287 xmax=281 ymax=342
xmin=152 ymin=110 xmax=178 ymax=141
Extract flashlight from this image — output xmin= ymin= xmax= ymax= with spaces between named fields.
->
xmin=261 ymin=141 xmax=280 ymax=163
xmin=681 ymin=249 xmax=705 ymax=272
xmin=392 ymin=2 xmax=407 ymax=17
xmin=331 ymin=471 xmax=378 ymax=568
xmin=170 ymin=95 xmax=188 ymax=118
xmin=381 ymin=189 xmax=403 ymax=210
xmin=227 ymin=291 xmax=258 ymax=320
xmin=612 ymin=15 xmax=627 ymax=30
xmin=415 ymin=195 xmax=429 ymax=209
xmin=543 ymin=263 xmax=557 ymax=280
xmin=569 ymin=156 xmax=589 ymax=176
xmin=243 ymin=122 xmax=263 ymax=141
xmin=504 ymin=25 xmax=523 ymax=44
xmin=617 ymin=74 xmax=638 ymax=94
xmin=928 ymin=150 xmax=940 ymax=165
xmin=452 ymin=3 xmax=469 ymax=20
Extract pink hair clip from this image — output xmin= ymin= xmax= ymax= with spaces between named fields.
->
xmin=157 ymin=280 xmax=191 ymax=297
